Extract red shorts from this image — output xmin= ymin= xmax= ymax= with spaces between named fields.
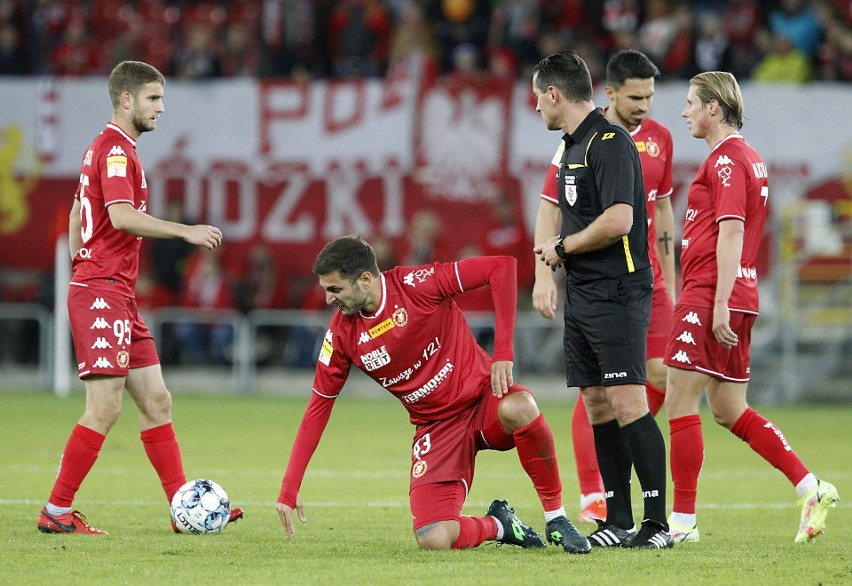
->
xmin=663 ymin=304 xmax=755 ymax=382
xmin=68 ymin=284 xmax=159 ymax=379
xmin=646 ymin=282 xmax=674 ymax=360
xmin=408 ymin=383 xmax=526 ymax=530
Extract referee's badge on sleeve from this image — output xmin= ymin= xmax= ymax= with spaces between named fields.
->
xmin=565 ymin=185 xmax=577 ymax=206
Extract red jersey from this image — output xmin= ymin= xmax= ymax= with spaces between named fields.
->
xmin=71 ymin=123 xmax=147 ymax=298
xmin=540 ymin=115 xmax=673 ymax=287
xmin=679 ymin=134 xmax=768 ymax=314
xmin=279 ymin=256 xmax=517 ymax=506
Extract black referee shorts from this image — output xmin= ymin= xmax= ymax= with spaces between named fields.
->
xmin=563 ymin=267 xmax=652 ymax=388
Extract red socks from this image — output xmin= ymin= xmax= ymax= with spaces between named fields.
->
xmin=452 ymin=516 xmax=498 ymax=549
xmin=730 ymin=408 xmax=809 ymax=486
xmin=571 ymin=398 xmax=605 ymax=495
xmin=646 ymin=382 xmax=666 ymax=417
xmin=514 ymin=413 xmax=563 ymax=512
xmin=669 ymin=414 xmax=703 ymax=514
xmin=48 ymin=424 xmax=106 ymax=508
xmin=140 ymin=423 xmax=187 ymax=502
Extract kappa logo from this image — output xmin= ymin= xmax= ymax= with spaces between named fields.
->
xmin=676 ymin=331 xmax=696 ymax=345
xmin=107 ymin=145 xmax=127 ymax=157
xmin=403 ymin=267 xmax=435 ymax=287
xmin=670 ymin=350 xmax=692 ymax=364
xmin=90 ymin=317 xmax=110 ymax=329
xmin=714 ymin=155 xmax=734 ymax=167
xmin=89 ymin=297 xmax=111 ymax=310
xmin=90 ymin=337 xmax=113 ymax=350
xmin=682 ymin=312 xmax=702 ymax=326
xmin=358 ymin=331 xmax=372 ymax=345
xmin=92 ymin=356 xmax=114 ymax=368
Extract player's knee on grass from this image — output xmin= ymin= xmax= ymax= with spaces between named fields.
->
xmin=414 ymin=520 xmax=458 ymax=550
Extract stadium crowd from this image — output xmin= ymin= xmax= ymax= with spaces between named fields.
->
xmin=0 ymin=0 xmax=850 ymax=82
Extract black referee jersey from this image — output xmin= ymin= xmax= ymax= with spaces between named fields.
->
xmin=557 ymin=108 xmax=650 ymax=282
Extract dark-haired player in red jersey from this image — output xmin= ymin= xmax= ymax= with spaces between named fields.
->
xmin=665 ymin=71 xmax=838 ymax=544
xmin=533 ymin=50 xmax=675 ymax=526
xmin=37 ymin=60 xmax=243 ymax=535
xmin=275 ymin=236 xmax=591 ymax=554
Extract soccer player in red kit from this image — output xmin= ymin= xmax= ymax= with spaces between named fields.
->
xmin=664 ymin=71 xmax=838 ymax=543
xmin=37 ymin=60 xmax=242 ymax=535
xmin=533 ymin=50 xmax=676 ymax=525
xmin=275 ymin=236 xmax=591 ymax=554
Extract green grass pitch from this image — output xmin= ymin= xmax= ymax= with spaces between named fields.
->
xmin=0 ymin=390 xmax=848 ymax=585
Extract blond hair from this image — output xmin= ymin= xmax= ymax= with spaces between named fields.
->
xmin=690 ymin=71 xmax=744 ymax=130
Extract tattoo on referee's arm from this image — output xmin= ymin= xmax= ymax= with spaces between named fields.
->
xmin=659 ymin=231 xmax=672 ymax=256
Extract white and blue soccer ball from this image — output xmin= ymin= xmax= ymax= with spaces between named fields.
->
xmin=170 ymin=479 xmax=231 ymax=534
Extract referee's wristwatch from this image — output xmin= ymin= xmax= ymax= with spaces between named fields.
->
xmin=554 ymin=236 xmax=570 ymax=260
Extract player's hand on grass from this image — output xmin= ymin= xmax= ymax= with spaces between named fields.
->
xmin=491 ymin=360 xmax=514 ymax=397
xmin=276 ymin=494 xmax=306 ymax=538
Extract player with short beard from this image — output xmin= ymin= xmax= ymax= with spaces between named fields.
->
xmin=276 ymin=235 xmax=590 ymax=554
xmin=37 ymin=60 xmax=243 ymax=535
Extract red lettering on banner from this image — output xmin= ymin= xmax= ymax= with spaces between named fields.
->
xmin=259 ymin=81 xmax=311 ymax=156
xmin=324 ymin=80 xmax=365 ymax=134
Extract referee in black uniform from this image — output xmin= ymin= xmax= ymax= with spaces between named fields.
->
xmin=532 ymin=50 xmax=672 ymax=549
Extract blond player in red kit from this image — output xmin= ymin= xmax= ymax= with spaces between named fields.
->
xmin=664 ymin=71 xmax=838 ymax=543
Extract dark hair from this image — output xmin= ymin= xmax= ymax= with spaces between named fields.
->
xmin=606 ymin=50 xmax=660 ymax=87
xmin=532 ymin=50 xmax=592 ymax=102
xmin=108 ymin=61 xmax=165 ymax=109
xmin=313 ymin=235 xmax=380 ymax=281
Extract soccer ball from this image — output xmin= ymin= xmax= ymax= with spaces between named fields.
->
xmin=170 ymin=479 xmax=231 ymax=534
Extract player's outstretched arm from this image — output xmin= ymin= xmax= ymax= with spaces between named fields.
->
xmin=276 ymin=494 xmax=306 ymax=539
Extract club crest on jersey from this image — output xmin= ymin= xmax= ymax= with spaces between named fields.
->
xmin=411 ymin=460 xmax=428 ymax=479
xmin=392 ymin=307 xmax=408 ymax=327
xmin=116 ymin=349 xmax=130 ymax=369
xmin=403 ymin=267 xmax=435 ymax=287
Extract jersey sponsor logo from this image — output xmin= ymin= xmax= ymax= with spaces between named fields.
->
xmin=107 ymin=153 xmax=128 ymax=178
xmin=682 ymin=312 xmax=702 ymax=326
xmin=603 ymin=371 xmax=627 ymax=380
xmin=411 ymin=459 xmax=428 ymax=479
xmin=92 ymin=356 xmax=114 ymax=368
xmin=318 ymin=329 xmax=334 ymax=366
xmin=392 ymin=307 xmax=408 ymax=328
xmin=736 ymin=265 xmax=758 ymax=279
xmin=368 ymin=318 xmax=395 ymax=339
xmin=116 ymin=349 xmax=130 ymax=368
xmin=402 ymin=361 xmax=454 ymax=404
xmin=602 ymin=132 xmax=615 ymax=140
xmin=636 ymin=140 xmax=660 ymax=157
xmin=403 ymin=267 xmax=435 ymax=287
xmin=676 ymin=331 xmax=696 ymax=345
xmin=90 ymin=317 xmax=110 ymax=329
xmin=90 ymin=337 xmax=113 ymax=350
xmin=670 ymin=350 xmax=692 ymax=364
xmin=752 ymin=162 xmax=768 ymax=179
xmin=89 ymin=297 xmax=111 ymax=310
xmin=358 ymin=331 xmax=372 ymax=345
xmin=360 ymin=345 xmax=391 ymax=371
